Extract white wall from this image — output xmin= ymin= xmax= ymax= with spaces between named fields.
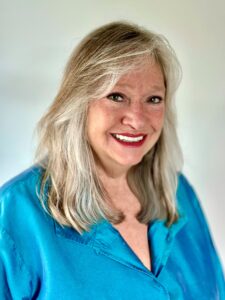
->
xmin=1 ymin=0 xmax=224 ymax=268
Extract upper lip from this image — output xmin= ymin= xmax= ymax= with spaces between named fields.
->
xmin=111 ymin=133 xmax=146 ymax=137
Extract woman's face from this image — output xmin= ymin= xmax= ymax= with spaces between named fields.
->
xmin=87 ymin=61 xmax=166 ymax=176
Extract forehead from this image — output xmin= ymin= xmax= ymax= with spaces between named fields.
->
xmin=114 ymin=62 xmax=165 ymax=92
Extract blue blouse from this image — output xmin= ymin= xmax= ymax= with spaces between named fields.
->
xmin=0 ymin=166 xmax=224 ymax=299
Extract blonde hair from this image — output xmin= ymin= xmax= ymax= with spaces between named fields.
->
xmin=35 ymin=21 xmax=183 ymax=233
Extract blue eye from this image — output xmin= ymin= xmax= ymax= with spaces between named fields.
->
xmin=107 ymin=93 xmax=124 ymax=102
xmin=148 ymin=96 xmax=163 ymax=104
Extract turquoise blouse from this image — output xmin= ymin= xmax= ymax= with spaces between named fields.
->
xmin=0 ymin=166 xmax=224 ymax=299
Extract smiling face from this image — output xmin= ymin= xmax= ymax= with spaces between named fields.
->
xmin=87 ymin=61 xmax=166 ymax=176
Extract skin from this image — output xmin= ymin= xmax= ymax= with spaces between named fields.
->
xmin=87 ymin=61 xmax=166 ymax=179
xmin=86 ymin=60 xmax=166 ymax=271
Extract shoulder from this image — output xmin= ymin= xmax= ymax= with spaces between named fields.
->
xmin=0 ymin=165 xmax=55 ymax=260
xmin=0 ymin=165 xmax=43 ymax=198
xmin=176 ymin=173 xmax=215 ymax=246
xmin=176 ymin=173 xmax=225 ymax=289
xmin=0 ymin=166 xmax=55 ymax=298
xmin=0 ymin=165 xmax=44 ymax=205
xmin=0 ymin=165 xmax=50 ymax=232
xmin=176 ymin=173 xmax=203 ymax=220
xmin=175 ymin=172 xmax=215 ymax=241
xmin=177 ymin=172 xmax=196 ymax=199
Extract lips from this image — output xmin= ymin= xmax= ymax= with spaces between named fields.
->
xmin=111 ymin=133 xmax=147 ymax=147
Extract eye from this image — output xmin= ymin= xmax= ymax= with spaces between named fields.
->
xmin=147 ymin=96 xmax=163 ymax=104
xmin=107 ymin=92 xmax=124 ymax=102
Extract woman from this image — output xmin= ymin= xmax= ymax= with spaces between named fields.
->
xmin=0 ymin=21 xmax=224 ymax=299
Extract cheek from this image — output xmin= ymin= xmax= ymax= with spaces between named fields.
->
xmin=87 ymin=103 xmax=116 ymax=138
xmin=147 ymin=107 xmax=165 ymax=129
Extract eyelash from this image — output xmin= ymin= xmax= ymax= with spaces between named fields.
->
xmin=147 ymin=96 xmax=163 ymax=104
xmin=107 ymin=92 xmax=163 ymax=104
xmin=107 ymin=92 xmax=124 ymax=102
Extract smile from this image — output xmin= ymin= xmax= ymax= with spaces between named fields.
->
xmin=112 ymin=134 xmax=144 ymax=142
xmin=111 ymin=133 xmax=147 ymax=147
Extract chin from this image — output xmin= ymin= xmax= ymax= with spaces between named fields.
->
xmin=116 ymin=155 xmax=145 ymax=168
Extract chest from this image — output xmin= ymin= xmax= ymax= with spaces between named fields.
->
xmin=26 ymin=218 xmax=221 ymax=300
xmin=36 ymin=228 xmax=219 ymax=300
xmin=113 ymin=221 xmax=151 ymax=271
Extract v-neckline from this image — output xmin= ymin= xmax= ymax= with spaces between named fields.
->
xmin=112 ymin=221 xmax=152 ymax=271
xmin=55 ymin=212 xmax=187 ymax=277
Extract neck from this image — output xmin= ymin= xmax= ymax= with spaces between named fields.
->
xmin=97 ymin=166 xmax=128 ymax=194
xmin=97 ymin=166 xmax=141 ymax=218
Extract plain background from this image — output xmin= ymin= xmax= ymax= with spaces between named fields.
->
xmin=1 ymin=1 xmax=224 ymax=268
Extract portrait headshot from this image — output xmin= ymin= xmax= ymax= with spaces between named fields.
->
xmin=0 ymin=1 xmax=225 ymax=299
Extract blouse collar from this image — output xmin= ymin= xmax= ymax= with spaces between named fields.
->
xmin=55 ymin=209 xmax=187 ymax=277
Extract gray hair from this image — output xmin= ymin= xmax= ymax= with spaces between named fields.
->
xmin=35 ymin=21 xmax=183 ymax=233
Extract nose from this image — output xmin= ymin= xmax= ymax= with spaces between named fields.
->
xmin=121 ymin=101 xmax=147 ymax=130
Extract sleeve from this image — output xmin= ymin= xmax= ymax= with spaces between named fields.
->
xmin=180 ymin=175 xmax=225 ymax=298
xmin=0 ymin=228 xmax=34 ymax=300
xmin=0 ymin=183 xmax=36 ymax=300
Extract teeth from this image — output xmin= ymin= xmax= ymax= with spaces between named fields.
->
xmin=113 ymin=134 xmax=144 ymax=142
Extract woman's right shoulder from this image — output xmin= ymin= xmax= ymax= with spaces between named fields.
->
xmin=0 ymin=166 xmax=57 ymax=299
xmin=0 ymin=165 xmax=46 ymax=225
xmin=0 ymin=165 xmax=43 ymax=194
xmin=0 ymin=165 xmax=43 ymax=200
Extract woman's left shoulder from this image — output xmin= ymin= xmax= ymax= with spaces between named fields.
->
xmin=176 ymin=172 xmax=197 ymax=199
xmin=176 ymin=172 xmax=204 ymax=222
xmin=176 ymin=173 xmax=220 ymax=256
xmin=175 ymin=173 xmax=225 ymax=293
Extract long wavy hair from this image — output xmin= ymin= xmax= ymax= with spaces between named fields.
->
xmin=35 ymin=21 xmax=183 ymax=233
